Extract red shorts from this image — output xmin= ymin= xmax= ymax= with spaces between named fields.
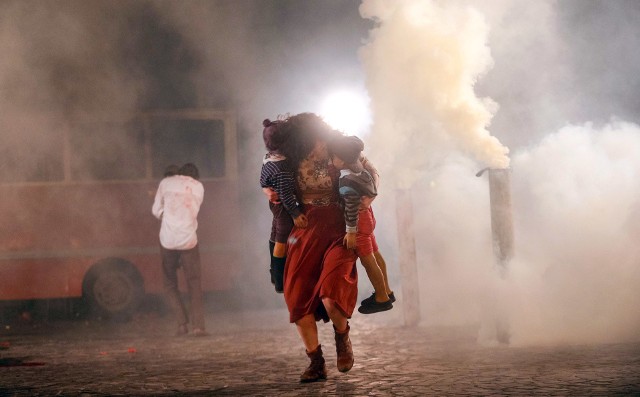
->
xmin=356 ymin=206 xmax=378 ymax=257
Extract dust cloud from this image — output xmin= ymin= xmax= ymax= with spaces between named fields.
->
xmin=359 ymin=0 xmax=640 ymax=345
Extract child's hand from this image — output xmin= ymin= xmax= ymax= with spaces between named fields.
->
xmin=361 ymin=195 xmax=376 ymax=208
xmin=262 ymin=187 xmax=280 ymax=204
xmin=343 ymin=232 xmax=357 ymax=250
xmin=294 ymin=214 xmax=308 ymax=228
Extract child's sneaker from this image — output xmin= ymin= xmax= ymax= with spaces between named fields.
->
xmin=360 ymin=291 xmax=395 ymax=306
xmin=357 ymin=299 xmax=392 ymax=314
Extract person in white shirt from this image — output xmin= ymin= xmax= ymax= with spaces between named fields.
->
xmin=152 ymin=163 xmax=207 ymax=336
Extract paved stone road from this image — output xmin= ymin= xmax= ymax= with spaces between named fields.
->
xmin=1 ymin=307 xmax=639 ymax=396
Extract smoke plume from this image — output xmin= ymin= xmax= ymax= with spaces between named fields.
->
xmin=359 ymin=0 xmax=510 ymax=189
xmin=359 ymin=0 xmax=640 ymax=345
xmin=506 ymin=120 xmax=640 ymax=344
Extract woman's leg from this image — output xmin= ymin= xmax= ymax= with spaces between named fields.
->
xmin=296 ymin=314 xmax=326 ymax=382
xmin=322 ymin=297 xmax=348 ymax=332
xmin=295 ymin=314 xmax=319 ymax=352
xmin=322 ymin=297 xmax=354 ymax=372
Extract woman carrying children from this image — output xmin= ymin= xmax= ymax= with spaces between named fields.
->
xmin=266 ymin=112 xmax=359 ymax=383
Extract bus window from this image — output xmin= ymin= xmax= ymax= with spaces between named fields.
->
xmin=69 ymin=120 xmax=146 ymax=181
xmin=149 ymin=118 xmax=226 ymax=179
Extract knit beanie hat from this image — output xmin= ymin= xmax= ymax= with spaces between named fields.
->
xmin=263 ymin=119 xmax=286 ymax=152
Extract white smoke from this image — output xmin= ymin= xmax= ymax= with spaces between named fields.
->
xmin=360 ymin=0 xmax=640 ymax=345
xmin=506 ymin=120 xmax=640 ymax=345
xmin=359 ymin=0 xmax=510 ymax=189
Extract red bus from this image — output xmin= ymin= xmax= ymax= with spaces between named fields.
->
xmin=0 ymin=109 xmax=242 ymax=318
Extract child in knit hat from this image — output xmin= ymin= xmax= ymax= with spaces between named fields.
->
xmin=260 ymin=118 xmax=308 ymax=293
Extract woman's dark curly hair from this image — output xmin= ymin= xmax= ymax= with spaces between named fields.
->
xmin=278 ymin=113 xmax=338 ymax=169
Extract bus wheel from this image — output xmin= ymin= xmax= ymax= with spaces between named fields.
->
xmin=83 ymin=259 xmax=143 ymax=320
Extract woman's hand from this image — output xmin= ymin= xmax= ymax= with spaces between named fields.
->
xmin=262 ymin=187 xmax=280 ymax=204
xmin=293 ymin=214 xmax=308 ymax=228
xmin=361 ymin=155 xmax=380 ymax=189
xmin=343 ymin=232 xmax=357 ymax=250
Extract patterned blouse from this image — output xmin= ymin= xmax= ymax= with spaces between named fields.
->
xmin=296 ymin=149 xmax=337 ymax=207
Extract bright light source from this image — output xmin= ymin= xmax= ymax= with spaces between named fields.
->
xmin=320 ymin=90 xmax=372 ymax=137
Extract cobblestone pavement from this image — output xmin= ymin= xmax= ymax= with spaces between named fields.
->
xmin=0 ymin=307 xmax=639 ymax=396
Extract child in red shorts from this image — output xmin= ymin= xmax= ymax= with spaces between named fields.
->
xmin=329 ymin=135 xmax=395 ymax=314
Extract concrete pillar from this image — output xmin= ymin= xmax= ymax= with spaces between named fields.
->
xmin=477 ymin=167 xmax=514 ymax=344
xmin=488 ymin=168 xmax=514 ymax=278
xmin=395 ymin=188 xmax=420 ymax=327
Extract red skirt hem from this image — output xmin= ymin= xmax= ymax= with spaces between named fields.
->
xmin=283 ymin=204 xmax=358 ymax=323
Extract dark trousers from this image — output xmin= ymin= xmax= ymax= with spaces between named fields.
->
xmin=160 ymin=245 xmax=205 ymax=330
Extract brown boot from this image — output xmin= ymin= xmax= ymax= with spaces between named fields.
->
xmin=300 ymin=345 xmax=327 ymax=383
xmin=334 ymin=324 xmax=354 ymax=372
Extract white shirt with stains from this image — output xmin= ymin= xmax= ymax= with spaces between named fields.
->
xmin=152 ymin=175 xmax=204 ymax=250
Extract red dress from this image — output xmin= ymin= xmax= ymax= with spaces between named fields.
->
xmin=283 ymin=152 xmax=358 ymax=323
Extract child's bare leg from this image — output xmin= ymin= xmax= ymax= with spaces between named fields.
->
xmin=359 ymin=253 xmax=390 ymax=302
xmin=373 ymin=251 xmax=393 ymax=295
xmin=273 ymin=242 xmax=287 ymax=258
